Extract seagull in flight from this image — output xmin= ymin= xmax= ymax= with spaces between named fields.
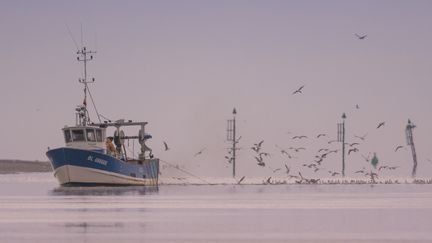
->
xmin=292 ymin=85 xmax=305 ymax=95
xmin=255 ymin=140 xmax=264 ymax=147
xmin=378 ymin=165 xmax=389 ymax=171
xmin=365 ymin=171 xmax=378 ymax=180
xmin=255 ymin=156 xmax=266 ymax=167
xmin=275 ymin=145 xmax=295 ymax=159
xmin=348 ymin=148 xmax=359 ymax=155
xmin=354 ymin=134 xmax=367 ymax=141
xmin=316 ymin=133 xmax=327 ymax=138
xmin=346 ymin=142 xmax=360 ymax=147
xmin=273 ymin=168 xmax=281 ymax=173
xmin=361 ymin=153 xmax=371 ymax=162
xmin=355 ymin=168 xmax=366 ymax=174
xmin=355 ymin=33 xmax=367 ymax=39
xmin=194 ymin=148 xmax=206 ymax=157
xmin=163 ymin=141 xmax=169 ymax=151
xmin=281 ymin=150 xmax=292 ymax=158
xmin=237 ymin=176 xmax=246 ymax=184
xmin=289 ymin=147 xmax=306 ymax=152
xmin=395 ymin=145 xmax=404 ymax=152
xmin=251 ymin=140 xmax=264 ymax=153
xmin=251 ymin=146 xmax=260 ymax=153
xmin=377 ymin=122 xmax=385 ymax=129
xmin=259 ymin=152 xmax=271 ymax=157
xmin=266 ymin=177 xmax=272 ymax=184
xmin=292 ymin=135 xmax=307 ymax=139
xmin=328 ymin=170 xmax=340 ymax=177
xmin=284 ymin=164 xmax=290 ymax=174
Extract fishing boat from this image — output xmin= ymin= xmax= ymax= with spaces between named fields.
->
xmin=46 ymin=46 xmax=159 ymax=186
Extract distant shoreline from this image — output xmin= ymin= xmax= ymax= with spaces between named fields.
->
xmin=0 ymin=160 xmax=52 ymax=174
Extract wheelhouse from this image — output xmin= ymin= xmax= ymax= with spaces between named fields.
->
xmin=63 ymin=126 xmax=106 ymax=152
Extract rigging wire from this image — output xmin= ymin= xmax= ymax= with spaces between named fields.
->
xmin=123 ymin=144 xmax=210 ymax=184
xmin=94 ymin=31 xmax=98 ymax=53
xmin=159 ymin=159 xmax=210 ymax=184
xmin=80 ymin=23 xmax=84 ymax=48
xmin=99 ymin=114 xmax=112 ymax=122
xmin=65 ymin=23 xmax=80 ymax=51
xmin=125 ymin=143 xmax=137 ymax=159
xmin=86 ymin=84 xmax=102 ymax=123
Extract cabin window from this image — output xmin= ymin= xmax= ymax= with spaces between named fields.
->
xmin=95 ymin=129 xmax=103 ymax=142
xmin=71 ymin=129 xmax=85 ymax=142
xmin=86 ymin=129 xmax=96 ymax=142
xmin=64 ymin=130 xmax=72 ymax=143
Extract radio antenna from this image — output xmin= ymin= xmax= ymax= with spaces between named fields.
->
xmin=77 ymin=45 xmax=96 ymax=125
xmin=80 ymin=23 xmax=84 ymax=48
xmin=65 ymin=23 xmax=79 ymax=51
xmin=94 ymin=31 xmax=98 ymax=53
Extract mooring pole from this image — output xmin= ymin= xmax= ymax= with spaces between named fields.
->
xmin=226 ymin=108 xmax=238 ymax=178
xmin=232 ymin=108 xmax=236 ymax=178
xmin=406 ymin=119 xmax=418 ymax=178
xmin=337 ymin=113 xmax=347 ymax=177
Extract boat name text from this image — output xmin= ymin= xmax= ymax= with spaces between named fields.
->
xmin=87 ymin=156 xmax=108 ymax=166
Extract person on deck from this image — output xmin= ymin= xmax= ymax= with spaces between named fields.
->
xmin=105 ymin=137 xmax=116 ymax=156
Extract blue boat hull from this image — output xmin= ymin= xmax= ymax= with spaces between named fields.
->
xmin=46 ymin=147 xmax=159 ymax=186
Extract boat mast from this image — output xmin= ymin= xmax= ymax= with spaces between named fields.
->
xmin=77 ymin=46 xmax=96 ymax=126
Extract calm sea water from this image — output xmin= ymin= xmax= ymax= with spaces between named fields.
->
xmin=1 ymin=173 xmax=432 ymax=243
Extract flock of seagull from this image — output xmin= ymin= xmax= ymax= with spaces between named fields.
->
xmin=159 ymin=33 xmax=430 ymax=184
xmin=237 ymin=88 xmax=407 ymax=183
xmin=232 ymin=79 xmax=414 ymax=183
xmin=228 ymin=127 xmax=408 ymax=184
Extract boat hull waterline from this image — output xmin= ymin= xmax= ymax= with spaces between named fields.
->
xmin=46 ymin=147 xmax=159 ymax=186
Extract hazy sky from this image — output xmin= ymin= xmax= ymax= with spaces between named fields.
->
xmin=2 ymin=0 xmax=432 ymax=178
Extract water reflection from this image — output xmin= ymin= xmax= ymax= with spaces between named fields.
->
xmin=50 ymin=186 xmax=159 ymax=196
xmin=64 ymin=222 xmax=125 ymax=231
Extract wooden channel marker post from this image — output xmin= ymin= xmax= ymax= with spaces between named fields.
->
xmin=337 ymin=113 xmax=347 ymax=177
xmin=405 ymin=119 xmax=418 ymax=178
xmin=227 ymin=108 xmax=239 ymax=178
